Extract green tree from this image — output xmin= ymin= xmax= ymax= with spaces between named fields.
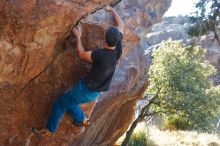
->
xmin=188 ymin=0 xmax=220 ymax=45
xmin=121 ymin=40 xmax=220 ymax=146
xmin=148 ymin=40 xmax=220 ymax=131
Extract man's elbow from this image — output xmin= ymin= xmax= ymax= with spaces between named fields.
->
xmin=78 ymin=51 xmax=84 ymax=59
xmin=79 ymin=52 xmax=92 ymax=63
xmin=118 ymin=21 xmax=124 ymax=28
xmin=118 ymin=22 xmax=125 ymax=34
xmin=121 ymin=21 xmax=125 ymax=27
xmin=121 ymin=23 xmax=125 ymax=30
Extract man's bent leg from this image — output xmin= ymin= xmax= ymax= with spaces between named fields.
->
xmin=64 ymin=79 xmax=101 ymax=126
xmin=46 ymin=101 xmax=64 ymax=133
xmin=67 ymin=105 xmax=85 ymax=124
xmin=46 ymin=92 xmax=75 ymax=133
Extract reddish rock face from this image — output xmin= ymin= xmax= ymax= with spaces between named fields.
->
xmin=0 ymin=0 xmax=171 ymax=145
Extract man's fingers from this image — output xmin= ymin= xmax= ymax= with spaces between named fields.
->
xmin=77 ymin=25 xmax=82 ymax=32
xmin=73 ymin=26 xmax=81 ymax=32
xmin=79 ymin=26 xmax=82 ymax=32
xmin=72 ymin=28 xmax=77 ymax=33
xmin=72 ymin=26 xmax=82 ymax=37
xmin=104 ymin=5 xmax=109 ymax=10
xmin=73 ymin=27 xmax=79 ymax=34
xmin=104 ymin=5 xmax=112 ymax=11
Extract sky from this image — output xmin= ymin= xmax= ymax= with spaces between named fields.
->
xmin=164 ymin=0 xmax=199 ymax=16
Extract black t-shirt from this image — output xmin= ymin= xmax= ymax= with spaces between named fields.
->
xmin=85 ymin=33 xmax=123 ymax=91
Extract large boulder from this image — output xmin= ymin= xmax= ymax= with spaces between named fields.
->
xmin=0 ymin=0 xmax=171 ymax=145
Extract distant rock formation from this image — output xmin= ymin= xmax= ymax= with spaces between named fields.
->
xmin=141 ymin=16 xmax=220 ymax=85
xmin=0 ymin=0 xmax=171 ymax=145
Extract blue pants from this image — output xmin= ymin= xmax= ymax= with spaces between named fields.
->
xmin=46 ymin=79 xmax=100 ymax=133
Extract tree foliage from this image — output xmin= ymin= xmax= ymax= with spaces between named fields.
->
xmin=147 ymin=40 xmax=220 ymax=131
xmin=188 ymin=0 xmax=220 ymax=45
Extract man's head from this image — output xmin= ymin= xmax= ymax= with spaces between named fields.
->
xmin=105 ymin=26 xmax=120 ymax=47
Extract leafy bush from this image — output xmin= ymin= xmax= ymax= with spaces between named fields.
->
xmin=128 ymin=130 xmax=147 ymax=146
xmin=162 ymin=115 xmax=190 ymax=131
xmin=127 ymin=128 xmax=156 ymax=146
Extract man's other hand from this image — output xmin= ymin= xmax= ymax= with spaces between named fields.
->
xmin=72 ymin=27 xmax=82 ymax=38
xmin=104 ymin=5 xmax=114 ymax=12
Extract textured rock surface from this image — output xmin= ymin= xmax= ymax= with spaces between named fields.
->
xmin=0 ymin=0 xmax=171 ymax=145
xmin=143 ymin=16 xmax=191 ymax=45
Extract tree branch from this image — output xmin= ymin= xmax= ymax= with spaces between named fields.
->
xmin=121 ymin=88 xmax=161 ymax=146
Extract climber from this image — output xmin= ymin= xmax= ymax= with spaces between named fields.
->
xmin=32 ymin=5 xmax=124 ymax=136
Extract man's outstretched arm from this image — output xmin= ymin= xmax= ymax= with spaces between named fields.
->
xmin=72 ymin=27 xmax=92 ymax=63
xmin=105 ymin=5 xmax=125 ymax=34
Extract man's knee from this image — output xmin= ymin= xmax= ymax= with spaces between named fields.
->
xmin=52 ymin=100 xmax=63 ymax=111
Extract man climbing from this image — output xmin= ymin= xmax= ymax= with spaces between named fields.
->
xmin=32 ymin=5 xmax=124 ymax=136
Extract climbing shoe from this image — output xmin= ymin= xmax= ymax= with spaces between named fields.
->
xmin=32 ymin=127 xmax=52 ymax=137
xmin=73 ymin=119 xmax=91 ymax=127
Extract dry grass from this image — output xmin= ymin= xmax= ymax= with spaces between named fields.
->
xmin=116 ymin=122 xmax=147 ymax=145
xmin=148 ymin=126 xmax=220 ymax=146
xmin=116 ymin=122 xmax=220 ymax=146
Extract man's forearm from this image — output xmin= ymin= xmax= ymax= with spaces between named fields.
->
xmin=76 ymin=37 xmax=84 ymax=56
xmin=111 ymin=9 xmax=123 ymax=26
xmin=72 ymin=27 xmax=92 ymax=63
xmin=110 ymin=8 xmax=124 ymax=33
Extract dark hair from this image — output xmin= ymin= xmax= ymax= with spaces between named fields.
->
xmin=105 ymin=26 xmax=120 ymax=47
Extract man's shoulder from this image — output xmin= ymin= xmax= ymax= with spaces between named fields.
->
xmin=91 ymin=48 xmax=107 ymax=62
xmin=92 ymin=48 xmax=105 ymax=55
xmin=93 ymin=48 xmax=114 ymax=54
